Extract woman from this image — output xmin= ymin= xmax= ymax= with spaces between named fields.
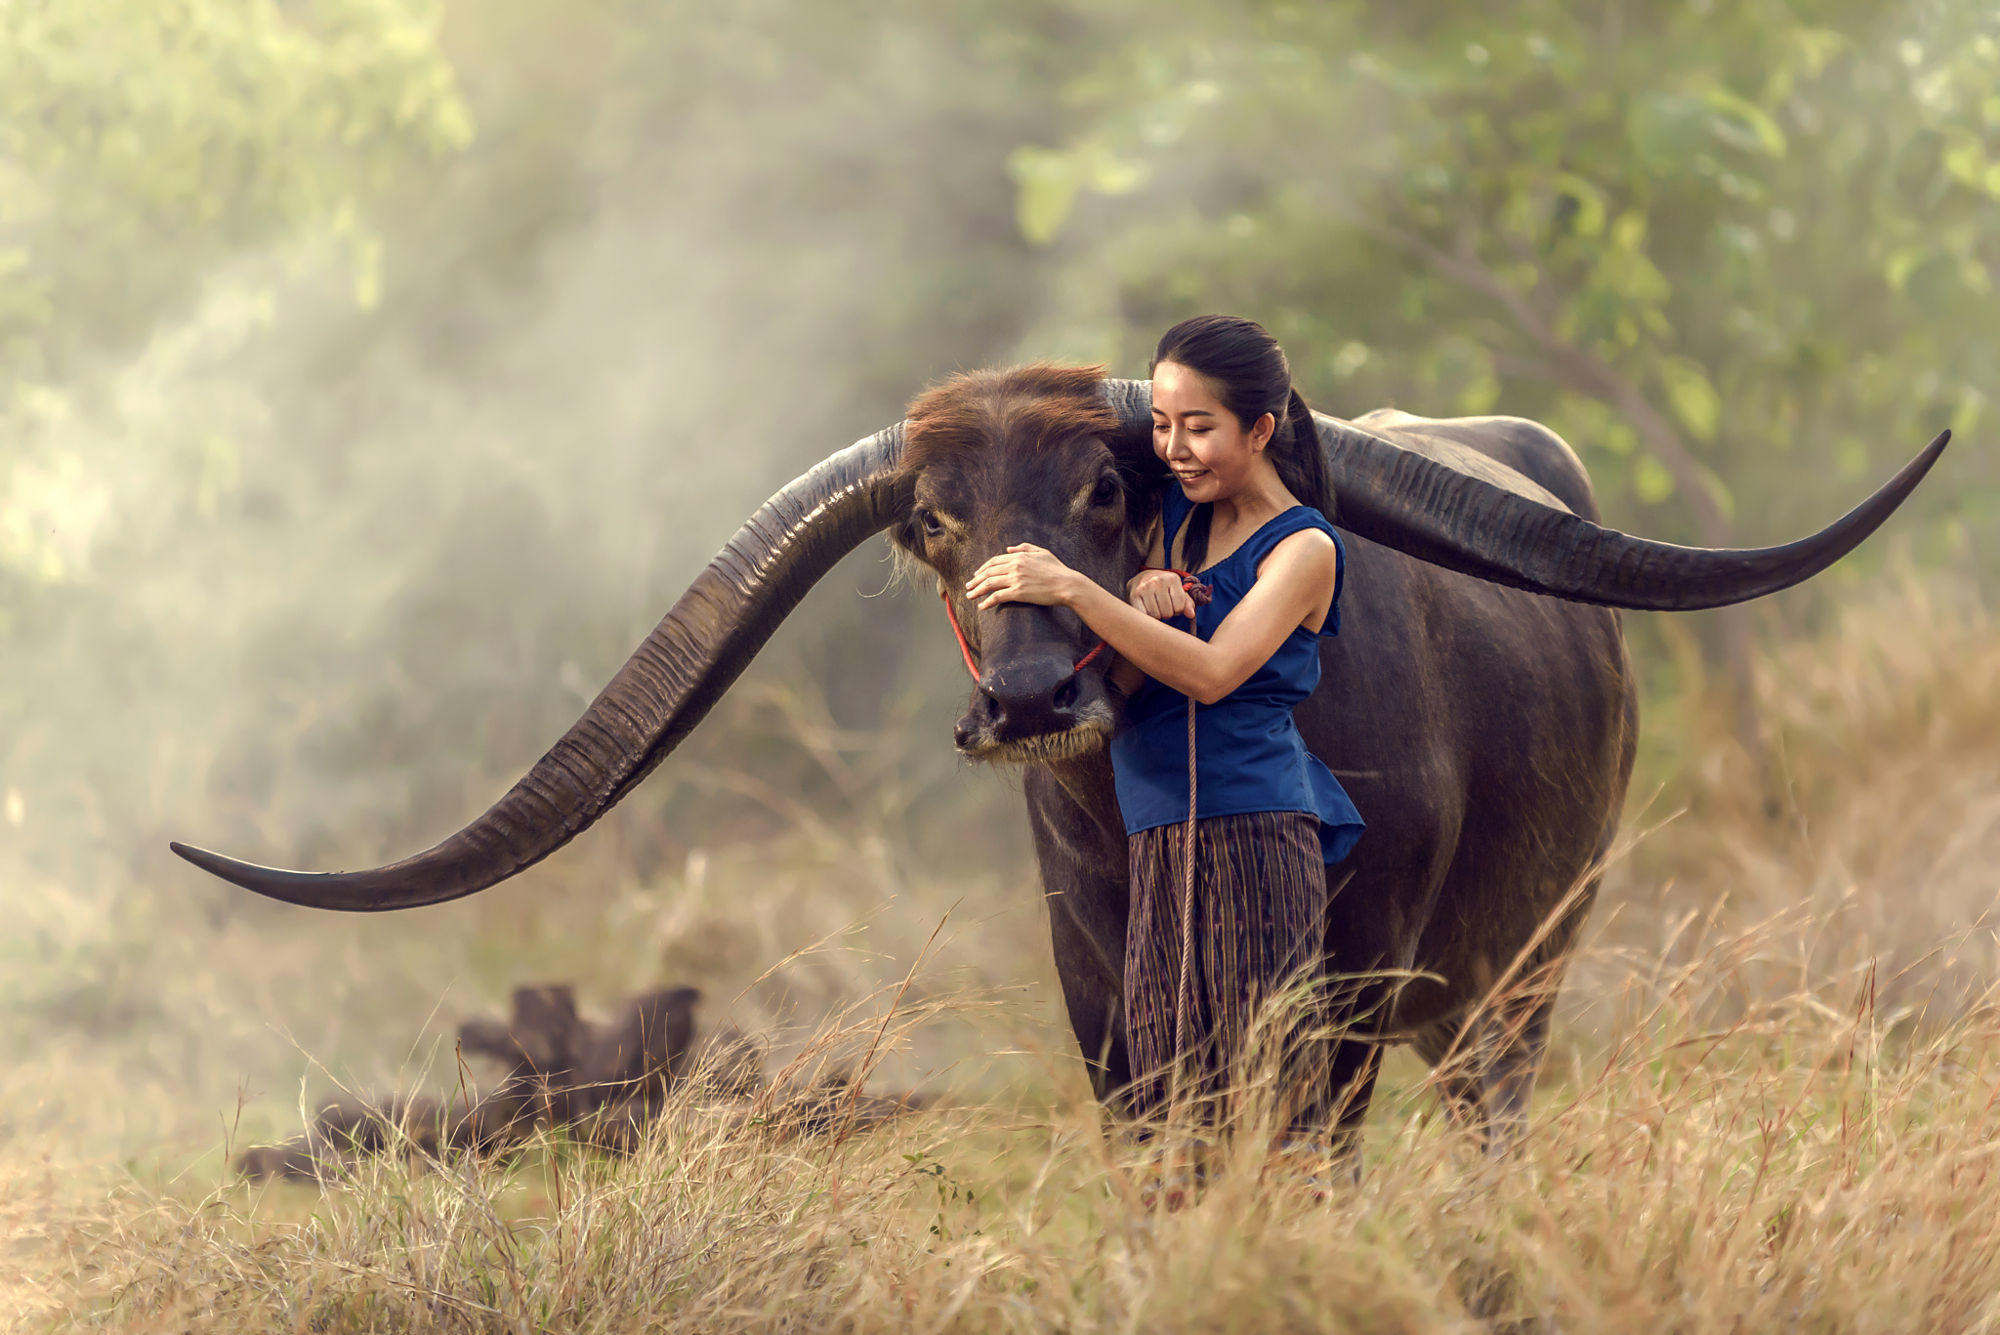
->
xmin=965 ymin=314 xmax=1365 ymax=1150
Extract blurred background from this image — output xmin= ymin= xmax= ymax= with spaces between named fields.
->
xmin=2 ymin=0 xmax=1996 ymax=1173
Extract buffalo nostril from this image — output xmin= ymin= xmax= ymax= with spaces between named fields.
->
xmin=953 ymin=720 xmax=973 ymax=748
xmin=1053 ymin=677 xmax=1080 ymax=713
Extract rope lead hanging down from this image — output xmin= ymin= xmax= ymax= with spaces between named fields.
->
xmin=1171 ymin=572 xmax=1213 ymax=1081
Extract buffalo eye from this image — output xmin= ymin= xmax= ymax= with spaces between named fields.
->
xmin=914 ymin=507 xmax=944 ymax=539
xmin=1089 ymin=475 xmax=1120 ymax=508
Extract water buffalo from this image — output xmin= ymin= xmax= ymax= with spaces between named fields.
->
xmin=177 ymin=365 xmax=1945 ymax=1150
xmin=238 ymin=982 xmax=767 ymax=1178
xmin=238 ymin=982 xmax=604 ymax=1180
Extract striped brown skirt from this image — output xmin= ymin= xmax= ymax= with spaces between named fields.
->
xmin=1124 ymin=809 xmax=1331 ymax=1133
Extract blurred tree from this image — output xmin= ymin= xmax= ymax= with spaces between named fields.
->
xmin=0 ymin=0 xmax=471 ymax=586
xmin=0 ymin=0 xmax=470 ymax=381
xmin=1009 ymin=0 xmax=1998 ymax=760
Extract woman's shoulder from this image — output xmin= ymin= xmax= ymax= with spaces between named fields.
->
xmin=1249 ymin=506 xmax=1341 ymax=565
xmin=1257 ymin=523 xmax=1339 ymax=576
xmin=1253 ymin=509 xmax=1346 ymax=637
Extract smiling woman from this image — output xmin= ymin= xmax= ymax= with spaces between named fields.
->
xmin=967 ymin=315 xmax=1363 ymax=1170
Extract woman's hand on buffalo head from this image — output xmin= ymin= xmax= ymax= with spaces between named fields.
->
xmin=966 ymin=543 xmax=1086 ymax=610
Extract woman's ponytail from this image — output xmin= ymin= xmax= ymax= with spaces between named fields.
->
xmin=1281 ymin=387 xmax=1335 ymax=520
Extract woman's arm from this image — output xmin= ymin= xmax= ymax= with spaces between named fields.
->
xmin=966 ymin=530 xmax=1338 ymax=706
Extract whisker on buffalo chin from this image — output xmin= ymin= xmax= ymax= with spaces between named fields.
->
xmin=973 ymin=721 xmax=1113 ymax=766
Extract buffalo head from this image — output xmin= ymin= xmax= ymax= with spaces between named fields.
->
xmin=170 ymin=364 xmax=1945 ymax=910
xmin=889 ymin=363 xmax=1154 ymax=764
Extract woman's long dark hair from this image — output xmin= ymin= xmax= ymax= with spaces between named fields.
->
xmin=1149 ymin=314 xmax=1333 ymax=571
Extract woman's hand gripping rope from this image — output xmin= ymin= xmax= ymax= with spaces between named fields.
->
xmin=1127 ymin=567 xmax=1200 ymax=621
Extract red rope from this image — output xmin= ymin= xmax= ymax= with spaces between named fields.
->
xmin=940 ymin=588 xmax=984 ymax=680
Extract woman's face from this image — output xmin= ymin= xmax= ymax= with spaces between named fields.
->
xmin=1150 ymin=359 xmax=1275 ymax=504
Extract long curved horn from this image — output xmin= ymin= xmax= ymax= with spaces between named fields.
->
xmin=172 ymin=426 xmax=910 ymax=911
xmin=1105 ymin=379 xmax=1946 ymax=611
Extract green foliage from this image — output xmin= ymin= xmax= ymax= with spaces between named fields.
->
xmin=0 ymin=0 xmax=470 ymax=385
xmin=1659 ymin=356 xmax=1720 ymax=444
xmin=1009 ymin=142 xmax=1149 ymax=245
xmin=1008 ymin=0 xmax=1998 ymax=566
xmin=0 ymin=0 xmax=470 ymax=637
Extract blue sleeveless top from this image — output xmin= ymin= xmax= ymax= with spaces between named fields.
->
xmin=1108 ymin=484 xmax=1366 ymax=865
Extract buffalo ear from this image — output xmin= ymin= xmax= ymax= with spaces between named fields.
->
xmin=510 ymin=984 xmax=585 ymax=1070
xmin=457 ymin=1017 xmax=516 ymax=1062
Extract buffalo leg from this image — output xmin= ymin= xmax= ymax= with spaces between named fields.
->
xmin=1323 ymin=1029 xmax=1385 ymax=1165
xmin=1315 ymin=972 xmax=1391 ymax=1167
xmin=1422 ymin=1059 xmax=1487 ymax=1136
xmin=1478 ymin=995 xmax=1554 ymax=1153
xmin=1313 ymin=866 xmax=1401 ymax=1163
xmin=1415 ymin=992 xmax=1557 ymax=1155
xmin=1040 ymin=865 xmax=1132 ymax=1103
xmin=1435 ymin=857 xmax=1598 ymax=1153
xmin=1025 ymin=763 xmax=1133 ymax=1105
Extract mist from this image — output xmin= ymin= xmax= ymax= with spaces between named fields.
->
xmin=2 ymin=0 xmax=1099 ymax=1167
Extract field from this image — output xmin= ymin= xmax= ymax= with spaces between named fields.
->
xmin=7 ymin=579 xmax=2000 ymax=1333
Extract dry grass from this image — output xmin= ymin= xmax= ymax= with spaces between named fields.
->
xmin=1578 ymin=575 xmax=2000 ymax=1033
xmin=9 ymin=577 xmax=2000 ymax=1332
